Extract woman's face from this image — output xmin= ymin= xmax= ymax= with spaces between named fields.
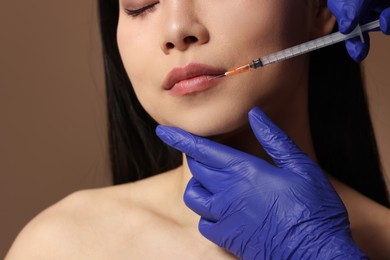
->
xmin=117 ymin=0 xmax=328 ymax=136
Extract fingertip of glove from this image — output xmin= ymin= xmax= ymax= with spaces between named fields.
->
xmin=328 ymin=1 xmax=358 ymax=33
xmin=380 ymin=9 xmax=390 ymax=35
xmin=156 ymin=125 xmax=189 ymax=145
xmin=248 ymin=107 xmax=273 ymax=142
xmin=156 ymin=125 xmax=175 ymax=144
xmin=248 ymin=107 xmax=268 ymax=124
xmin=156 ymin=125 xmax=199 ymax=156
xmin=155 ymin=125 xmax=164 ymax=136
xmin=156 ymin=125 xmax=170 ymax=137
xmin=345 ymin=40 xmax=369 ymax=62
xmin=341 ymin=5 xmax=358 ymax=32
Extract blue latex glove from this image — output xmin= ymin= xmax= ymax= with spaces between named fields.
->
xmin=328 ymin=0 xmax=390 ymax=62
xmin=156 ymin=107 xmax=367 ymax=259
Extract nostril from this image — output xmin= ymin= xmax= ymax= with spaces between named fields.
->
xmin=164 ymin=35 xmax=199 ymax=52
xmin=184 ymin=36 xmax=198 ymax=44
xmin=165 ymin=42 xmax=175 ymax=49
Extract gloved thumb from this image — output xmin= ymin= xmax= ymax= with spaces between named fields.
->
xmin=248 ymin=107 xmax=319 ymax=178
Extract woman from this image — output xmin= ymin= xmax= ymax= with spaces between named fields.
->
xmin=6 ymin=0 xmax=390 ymax=259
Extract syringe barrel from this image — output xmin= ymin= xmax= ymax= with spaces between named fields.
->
xmin=258 ymin=19 xmax=380 ymax=67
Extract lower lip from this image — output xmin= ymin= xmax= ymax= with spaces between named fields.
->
xmin=168 ymin=75 xmax=222 ymax=96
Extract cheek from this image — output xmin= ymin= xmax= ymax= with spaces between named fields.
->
xmin=117 ymin=16 xmax=164 ymax=113
xmin=208 ymin=0 xmax=313 ymax=72
xmin=117 ymin=15 xmax=161 ymax=88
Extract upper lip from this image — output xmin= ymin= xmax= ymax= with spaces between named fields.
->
xmin=162 ymin=63 xmax=226 ymax=90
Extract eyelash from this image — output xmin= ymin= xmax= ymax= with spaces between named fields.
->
xmin=125 ymin=2 xmax=159 ymax=17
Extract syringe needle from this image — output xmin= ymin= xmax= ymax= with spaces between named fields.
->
xmin=210 ymin=74 xmax=227 ymax=80
xmin=210 ymin=63 xmax=253 ymax=80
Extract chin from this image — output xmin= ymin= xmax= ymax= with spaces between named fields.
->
xmin=143 ymin=83 xmax=265 ymax=137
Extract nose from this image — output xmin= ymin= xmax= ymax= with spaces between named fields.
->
xmin=160 ymin=4 xmax=209 ymax=54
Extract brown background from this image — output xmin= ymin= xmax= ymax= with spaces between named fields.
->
xmin=1 ymin=1 xmax=389 ymax=258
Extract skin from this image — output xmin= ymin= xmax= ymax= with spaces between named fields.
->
xmin=118 ymin=0 xmax=317 ymax=138
xmin=6 ymin=0 xmax=390 ymax=259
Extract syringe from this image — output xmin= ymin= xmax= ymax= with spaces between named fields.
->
xmin=211 ymin=19 xmax=380 ymax=79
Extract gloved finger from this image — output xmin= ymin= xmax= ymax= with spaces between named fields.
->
xmin=380 ymin=8 xmax=390 ymax=34
xmin=198 ymin=218 xmax=219 ymax=245
xmin=156 ymin=125 xmax=267 ymax=169
xmin=183 ymin=178 xmax=218 ymax=221
xmin=187 ymin=157 xmax=232 ymax=194
xmin=187 ymin=154 xmax=271 ymax=194
xmin=198 ymin=216 xmax=246 ymax=258
xmin=327 ymin=0 xmax=367 ymax=33
xmin=248 ymin=107 xmax=319 ymax=177
xmin=345 ymin=33 xmax=370 ymax=62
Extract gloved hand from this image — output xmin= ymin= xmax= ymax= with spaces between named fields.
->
xmin=328 ymin=0 xmax=390 ymax=62
xmin=156 ymin=107 xmax=367 ymax=259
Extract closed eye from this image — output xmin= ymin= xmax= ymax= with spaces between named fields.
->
xmin=125 ymin=2 xmax=159 ymax=17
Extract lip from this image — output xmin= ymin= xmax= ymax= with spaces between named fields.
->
xmin=163 ymin=63 xmax=226 ymax=96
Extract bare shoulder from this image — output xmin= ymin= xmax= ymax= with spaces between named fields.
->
xmin=5 ymin=169 xmax=233 ymax=260
xmin=5 ymin=181 xmax=160 ymax=259
xmin=330 ymin=177 xmax=390 ymax=259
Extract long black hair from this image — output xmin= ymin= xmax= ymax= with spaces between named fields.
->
xmin=309 ymin=41 xmax=389 ymax=207
xmin=97 ymin=1 xmax=389 ymax=207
